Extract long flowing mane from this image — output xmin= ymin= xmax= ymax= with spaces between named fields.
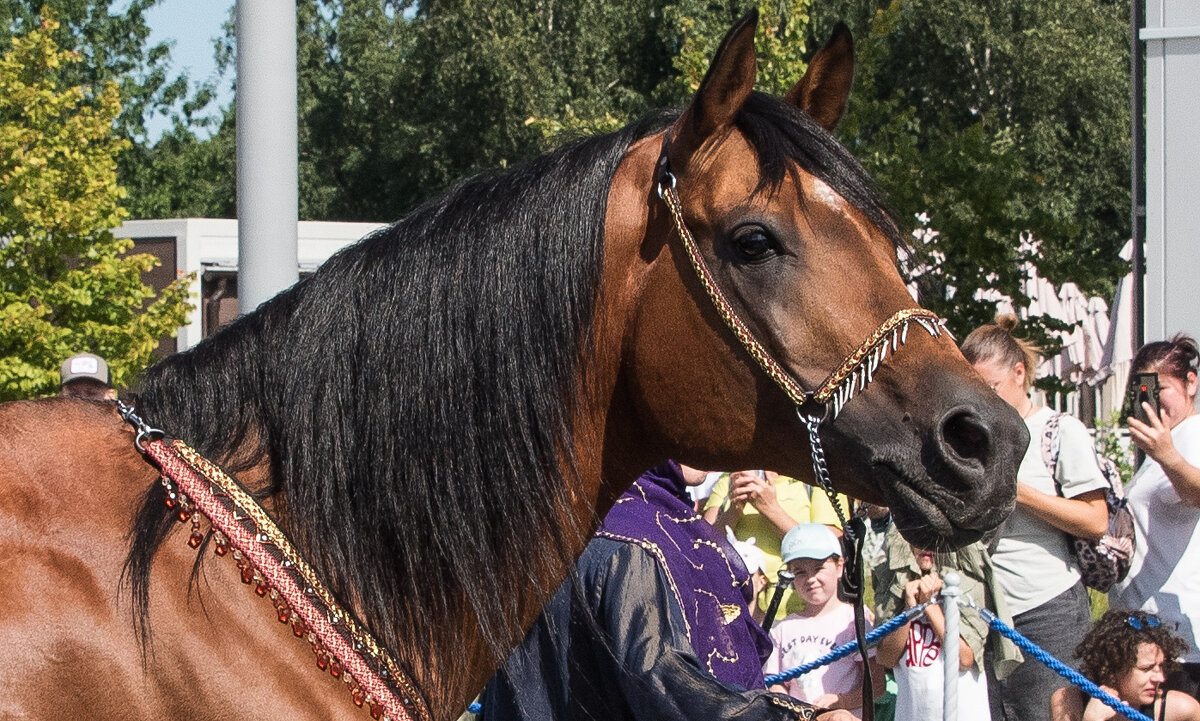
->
xmin=124 ymin=92 xmax=897 ymax=666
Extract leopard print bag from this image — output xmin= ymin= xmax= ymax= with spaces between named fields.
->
xmin=1041 ymin=412 xmax=1135 ymax=592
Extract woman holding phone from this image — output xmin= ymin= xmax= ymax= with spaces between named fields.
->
xmin=1111 ymin=334 xmax=1200 ymax=701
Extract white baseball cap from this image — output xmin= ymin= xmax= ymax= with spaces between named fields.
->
xmin=780 ymin=523 xmax=841 ymax=564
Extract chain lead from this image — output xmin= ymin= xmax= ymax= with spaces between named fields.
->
xmin=115 ymin=399 xmax=164 ymax=452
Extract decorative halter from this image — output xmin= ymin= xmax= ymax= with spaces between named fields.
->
xmin=654 ymin=138 xmax=945 ymax=721
xmin=117 ymin=401 xmax=431 ymax=721
xmin=653 ymin=146 xmax=945 ymax=423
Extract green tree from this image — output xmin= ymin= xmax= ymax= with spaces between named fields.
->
xmin=662 ymin=0 xmax=814 ymax=99
xmin=1 ymin=1 xmax=226 ymax=219
xmin=809 ymin=0 xmax=1130 ymax=343
xmin=0 ymin=17 xmax=192 ymax=400
xmin=296 ymin=0 xmax=679 ymax=220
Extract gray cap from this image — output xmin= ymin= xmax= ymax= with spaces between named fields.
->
xmin=60 ymin=353 xmax=110 ymax=386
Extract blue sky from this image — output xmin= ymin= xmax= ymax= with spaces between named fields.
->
xmin=144 ymin=0 xmax=235 ymax=139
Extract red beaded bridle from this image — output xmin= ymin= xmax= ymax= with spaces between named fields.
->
xmin=117 ymin=401 xmax=430 ymax=721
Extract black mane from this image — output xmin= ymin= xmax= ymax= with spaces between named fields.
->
xmin=124 ymin=92 xmax=895 ymax=666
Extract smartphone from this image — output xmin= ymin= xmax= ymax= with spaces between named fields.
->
xmin=1124 ymin=372 xmax=1160 ymax=425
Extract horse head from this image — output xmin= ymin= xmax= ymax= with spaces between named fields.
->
xmin=599 ymin=11 xmax=1025 ymax=548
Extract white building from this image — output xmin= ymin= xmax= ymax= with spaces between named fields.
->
xmin=1143 ymin=0 xmax=1200 ymax=345
xmin=119 ymin=219 xmax=386 ymax=353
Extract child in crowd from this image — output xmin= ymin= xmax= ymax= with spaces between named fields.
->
xmin=704 ymin=470 xmax=847 ymax=617
xmin=873 ymin=526 xmax=993 ymax=721
xmin=763 ymin=524 xmax=882 ymax=717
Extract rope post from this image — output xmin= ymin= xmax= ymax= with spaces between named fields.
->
xmin=942 ymin=571 xmax=962 ymax=721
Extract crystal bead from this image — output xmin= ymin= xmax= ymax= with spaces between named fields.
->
xmin=370 ymin=702 xmax=383 ymax=719
xmin=188 ymin=531 xmax=203 ymax=548
xmin=315 ymin=651 xmax=329 ymax=671
xmin=292 ymin=619 xmax=308 ymax=638
xmin=330 ymin=660 xmax=342 ymax=678
xmin=255 ymin=581 xmax=269 ymax=597
xmin=241 ymin=566 xmax=255 ymax=584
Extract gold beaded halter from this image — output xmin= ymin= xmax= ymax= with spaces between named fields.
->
xmin=654 ymin=136 xmax=945 ymax=721
xmin=652 ymin=139 xmax=946 ymax=424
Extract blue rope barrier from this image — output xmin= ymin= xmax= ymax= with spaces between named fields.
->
xmin=763 ymin=602 xmax=930 ymax=685
xmin=975 ymin=605 xmax=1153 ymax=721
xmin=467 ymin=598 xmax=1158 ymax=721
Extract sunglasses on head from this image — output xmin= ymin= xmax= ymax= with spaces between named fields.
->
xmin=1127 ymin=614 xmax=1162 ymax=631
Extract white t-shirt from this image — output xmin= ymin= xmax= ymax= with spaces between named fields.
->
xmin=1110 ymin=413 xmax=1200 ymax=662
xmin=991 ymin=407 xmax=1108 ymax=615
xmin=763 ymin=603 xmax=874 ymax=718
xmin=892 ymin=617 xmax=991 ymax=721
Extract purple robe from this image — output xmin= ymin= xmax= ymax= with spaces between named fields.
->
xmin=598 ymin=461 xmax=774 ymax=690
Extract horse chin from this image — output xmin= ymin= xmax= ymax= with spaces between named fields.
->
xmin=871 ymin=459 xmax=1008 ymax=550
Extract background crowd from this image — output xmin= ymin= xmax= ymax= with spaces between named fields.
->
xmin=471 ymin=319 xmax=1200 ymax=721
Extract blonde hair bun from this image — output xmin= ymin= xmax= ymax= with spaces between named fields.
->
xmin=995 ymin=313 xmax=1019 ymax=333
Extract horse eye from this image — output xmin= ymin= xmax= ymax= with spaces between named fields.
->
xmin=732 ymin=228 xmax=776 ymax=262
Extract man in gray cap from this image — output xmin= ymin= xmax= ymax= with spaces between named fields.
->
xmin=59 ymin=352 xmax=117 ymax=400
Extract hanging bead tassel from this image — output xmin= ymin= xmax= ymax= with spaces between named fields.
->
xmin=188 ymin=517 xmax=204 ymax=548
xmin=213 ymin=530 xmax=229 ymax=556
xmin=159 ymin=458 xmax=419 ymax=721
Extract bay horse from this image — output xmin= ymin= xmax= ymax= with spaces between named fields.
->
xmin=0 ymin=12 xmax=1026 ymax=721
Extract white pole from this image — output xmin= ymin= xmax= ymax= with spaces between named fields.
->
xmin=942 ymin=571 xmax=962 ymax=721
xmin=236 ymin=0 xmax=299 ymax=313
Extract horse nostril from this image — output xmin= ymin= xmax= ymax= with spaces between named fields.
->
xmin=940 ymin=410 xmax=991 ymax=465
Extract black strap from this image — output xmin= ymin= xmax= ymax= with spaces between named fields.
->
xmin=840 ymin=515 xmax=873 ymax=721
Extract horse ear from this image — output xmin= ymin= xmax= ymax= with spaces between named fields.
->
xmin=668 ymin=9 xmax=759 ymax=170
xmin=785 ymin=21 xmax=855 ymax=132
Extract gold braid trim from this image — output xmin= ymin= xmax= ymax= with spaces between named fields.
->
xmin=172 ymin=441 xmax=430 ymax=721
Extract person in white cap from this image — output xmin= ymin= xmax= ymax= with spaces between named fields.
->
xmin=59 ymin=352 xmax=117 ymax=401
xmin=763 ymin=523 xmax=883 ymax=718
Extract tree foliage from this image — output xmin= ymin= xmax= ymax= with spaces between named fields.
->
xmin=663 ymin=0 xmax=813 ymax=98
xmin=0 ymin=16 xmax=191 ymax=400
xmin=104 ymin=0 xmax=1130 ymax=359
xmin=809 ymin=0 xmax=1130 ymax=344
xmin=1 ymin=0 xmax=225 ymax=219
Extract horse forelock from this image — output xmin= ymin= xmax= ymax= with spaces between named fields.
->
xmin=127 ymin=116 xmax=671 ymax=688
xmin=736 ymin=91 xmax=903 ymax=250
